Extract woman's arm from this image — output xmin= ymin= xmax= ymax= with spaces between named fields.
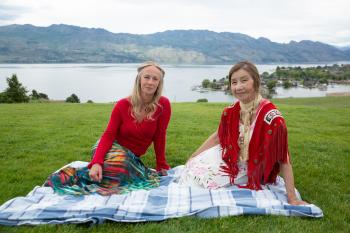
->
xmin=89 ymin=103 xmax=122 ymax=167
xmin=153 ymin=97 xmax=171 ymax=172
xmin=89 ymin=101 xmax=123 ymax=182
xmin=189 ymin=130 xmax=219 ymax=159
xmin=280 ymin=160 xmax=308 ymax=205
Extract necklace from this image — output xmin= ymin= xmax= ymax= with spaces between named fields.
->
xmin=144 ymin=106 xmax=151 ymax=113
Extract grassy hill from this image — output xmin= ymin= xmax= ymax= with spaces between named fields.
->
xmin=0 ymin=96 xmax=349 ymax=232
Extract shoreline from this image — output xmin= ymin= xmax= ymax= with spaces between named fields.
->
xmin=326 ymin=91 xmax=350 ymax=96
xmin=19 ymin=94 xmax=350 ymax=104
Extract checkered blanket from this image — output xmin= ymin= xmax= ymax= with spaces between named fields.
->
xmin=0 ymin=161 xmax=323 ymax=225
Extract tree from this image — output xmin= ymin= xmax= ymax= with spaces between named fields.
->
xmin=39 ymin=93 xmax=49 ymax=100
xmin=282 ymin=80 xmax=292 ymax=89
xmin=202 ymin=79 xmax=210 ymax=88
xmin=0 ymin=92 xmax=9 ymax=103
xmin=319 ymin=78 xmax=328 ymax=85
xmin=266 ymin=80 xmax=277 ymax=92
xmin=30 ymin=89 xmax=49 ymax=100
xmin=261 ymin=72 xmax=270 ymax=80
xmin=65 ymin=94 xmax=80 ymax=103
xmin=0 ymin=74 xmax=29 ymax=103
xmin=210 ymin=82 xmax=221 ymax=90
xmin=30 ymin=89 xmax=40 ymax=99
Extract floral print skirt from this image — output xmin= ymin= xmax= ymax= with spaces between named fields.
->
xmin=178 ymin=144 xmax=247 ymax=189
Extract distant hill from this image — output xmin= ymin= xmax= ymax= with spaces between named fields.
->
xmin=0 ymin=24 xmax=349 ymax=64
xmin=337 ymin=45 xmax=350 ymax=51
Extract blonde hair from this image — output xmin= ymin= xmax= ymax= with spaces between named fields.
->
xmin=130 ymin=61 xmax=165 ymax=121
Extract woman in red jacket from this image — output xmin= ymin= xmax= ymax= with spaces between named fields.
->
xmin=179 ymin=61 xmax=307 ymax=205
xmin=45 ymin=61 xmax=171 ymax=195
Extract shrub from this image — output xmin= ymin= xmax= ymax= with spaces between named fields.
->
xmin=267 ymin=80 xmax=277 ymax=91
xmin=196 ymin=98 xmax=208 ymax=103
xmin=30 ymin=89 xmax=49 ymax=100
xmin=65 ymin=94 xmax=80 ymax=103
xmin=202 ymin=79 xmax=210 ymax=88
xmin=319 ymin=78 xmax=329 ymax=85
xmin=39 ymin=93 xmax=49 ymax=99
xmin=282 ymin=80 xmax=292 ymax=89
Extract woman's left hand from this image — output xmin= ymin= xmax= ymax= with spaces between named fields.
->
xmin=158 ymin=168 xmax=168 ymax=176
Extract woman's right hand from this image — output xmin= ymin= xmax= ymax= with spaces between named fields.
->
xmin=89 ymin=164 xmax=103 ymax=182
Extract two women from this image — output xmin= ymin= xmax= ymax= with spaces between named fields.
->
xmin=46 ymin=60 xmax=307 ymax=206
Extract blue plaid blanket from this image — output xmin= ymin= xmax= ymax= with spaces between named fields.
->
xmin=0 ymin=161 xmax=323 ymax=225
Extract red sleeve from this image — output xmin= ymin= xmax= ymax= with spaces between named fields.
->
xmin=153 ymin=97 xmax=171 ymax=171
xmin=262 ymin=114 xmax=290 ymax=184
xmin=88 ymin=101 xmax=124 ymax=168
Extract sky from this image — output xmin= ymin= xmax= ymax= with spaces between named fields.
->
xmin=0 ymin=0 xmax=349 ymax=47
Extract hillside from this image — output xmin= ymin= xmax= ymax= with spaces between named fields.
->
xmin=0 ymin=24 xmax=349 ymax=64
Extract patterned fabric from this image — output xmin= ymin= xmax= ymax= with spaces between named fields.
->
xmin=0 ymin=163 xmax=323 ymax=226
xmin=44 ymin=141 xmax=160 ymax=196
xmin=178 ymin=145 xmax=248 ymax=189
xmin=179 ymin=120 xmax=258 ymax=189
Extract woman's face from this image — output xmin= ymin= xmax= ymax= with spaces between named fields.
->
xmin=230 ymin=69 xmax=256 ymax=103
xmin=139 ymin=65 xmax=162 ymax=97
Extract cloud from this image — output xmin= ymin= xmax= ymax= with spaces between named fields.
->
xmin=0 ymin=13 xmax=17 ymax=21
xmin=0 ymin=3 xmax=27 ymax=21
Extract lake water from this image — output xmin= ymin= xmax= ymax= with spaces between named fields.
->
xmin=1 ymin=63 xmax=350 ymax=103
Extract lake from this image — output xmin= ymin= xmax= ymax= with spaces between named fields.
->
xmin=1 ymin=63 xmax=350 ymax=103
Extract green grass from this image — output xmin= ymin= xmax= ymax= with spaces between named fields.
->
xmin=0 ymin=96 xmax=349 ymax=233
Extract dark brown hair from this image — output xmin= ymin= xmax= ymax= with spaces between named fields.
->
xmin=228 ymin=60 xmax=261 ymax=93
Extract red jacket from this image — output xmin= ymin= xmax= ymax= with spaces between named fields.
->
xmin=218 ymin=99 xmax=289 ymax=190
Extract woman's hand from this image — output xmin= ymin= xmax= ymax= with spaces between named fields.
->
xmin=288 ymin=196 xmax=309 ymax=205
xmin=158 ymin=168 xmax=168 ymax=176
xmin=89 ymin=164 xmax=103 ymax=182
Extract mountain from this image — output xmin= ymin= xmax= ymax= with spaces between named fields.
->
xmin=337 ymin=45 xmax=350 ymax=51
xmin=0 ymin=24 xmax=349 ymax=64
